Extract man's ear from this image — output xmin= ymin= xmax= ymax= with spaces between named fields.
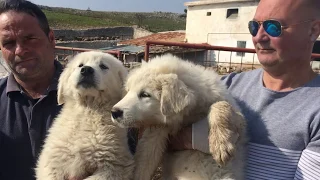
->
xmin=158 ymin=74 xmax=195 ymax=116
xmin=48 ymin=29 xmax=56 ymax=47
xmin=310 ymin=20 xmax=320 ymax=42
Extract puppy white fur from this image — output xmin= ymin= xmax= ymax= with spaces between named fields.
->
xmin=36 ymin=51 xmax=134 ymax=180
xmin=112 ymin=54 xmax=247 ymax=180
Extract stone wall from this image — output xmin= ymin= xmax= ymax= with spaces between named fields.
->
xmin=56 ymin=40 xmax=119 ymax=49
xmin=53 ymin=27 xmax=134 ymax=41
xmin=133 ymin=26 xmax=154 ymax=39
xmin=53 ymin=26 xmax=154 ymax=50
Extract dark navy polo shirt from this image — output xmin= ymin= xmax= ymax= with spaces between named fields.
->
xmin=0 ymin=61 xmax=63 ymax=180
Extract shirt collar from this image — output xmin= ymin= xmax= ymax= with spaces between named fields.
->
xmin=6 ymin=73 xmax=20 ymax=93
xmin=47 ymin=60 xmax=63 ymax=92
xmin=6 ymin=60 xmax=64 ymax=95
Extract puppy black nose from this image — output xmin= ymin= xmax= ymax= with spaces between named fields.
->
xmin=80 ymin=66 xmax=94 ymax=76
xmin=111 ymin=108 xmax=123 ymax=120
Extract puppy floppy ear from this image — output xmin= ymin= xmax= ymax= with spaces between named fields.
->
xmin=57 ymin=67 xmax=70 ymax=105
xmin=118 ymin=67 xmax=128 ymax=85
xmin=158 ymin=74 xmax=195 ymax=116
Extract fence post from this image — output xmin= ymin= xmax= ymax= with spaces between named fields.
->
xmin=144 ymin=43 xmax=150 ymax=61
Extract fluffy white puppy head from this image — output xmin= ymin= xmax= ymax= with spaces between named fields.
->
xmin=111 ymin=56 xmax=195 ymax=128
xmin=57 ymin=51 xmax=127 ymax=106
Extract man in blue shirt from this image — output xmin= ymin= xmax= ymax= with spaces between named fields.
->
xmin=0 ymin=1 xmax=63 ymax=179
xmin=169 ymin=0 xmax=320 ymax=179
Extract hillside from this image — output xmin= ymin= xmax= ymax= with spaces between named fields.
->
xmin=39 ymin=5 xmax=186 ymax=33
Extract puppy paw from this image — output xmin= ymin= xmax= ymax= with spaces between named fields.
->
xmin=208 ymin=101 xmax=245 ymax=166
xmin=209 ymin=132 xmax=236 ymax=167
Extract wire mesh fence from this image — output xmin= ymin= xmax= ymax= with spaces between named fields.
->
xmin=144 ymin=40 xmax=320 ymax=74
xmin=54 ymin=46 xmax=121 ymax=67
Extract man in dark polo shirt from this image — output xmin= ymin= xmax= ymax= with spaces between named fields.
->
xmin=0 ymin=1 xmax=63 ymax=180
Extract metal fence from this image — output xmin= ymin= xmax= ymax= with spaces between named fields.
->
xmin=53 ymin=43 xmax=320 ymax=74
xmin=54 ymin=46 xmax=122 ymax=67
xmin=144 ymin=40 xmax=320 ymax=74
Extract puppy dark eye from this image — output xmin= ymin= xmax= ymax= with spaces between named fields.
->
xmin=100 ymin=64 xmax=109 ymax=70
xmin=139 ymin=91 xmax=151 ymax=98
xmin=78 ymin=63 xmax=83 ymax=67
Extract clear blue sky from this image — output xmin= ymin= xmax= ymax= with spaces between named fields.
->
xmin=30 ymin=0 xmax=191 ymax=13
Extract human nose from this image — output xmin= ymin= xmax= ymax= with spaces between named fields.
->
xmin=253 ymin=25 xmax=270 ymax=42
xmin=14 ymin=41 xmax=27 ymax=56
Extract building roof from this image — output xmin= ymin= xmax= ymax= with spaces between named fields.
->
xmin=118 ymin=31 xmax=186 ymax=46
xmin=185 ymin=0 xmax=258 ymax=6
xmin=100 ymin=45 xmax=144 ymax=54
xmin=105 ymin=31 xmax=206 ymax=55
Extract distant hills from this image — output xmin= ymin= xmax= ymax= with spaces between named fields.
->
xmin=39 ymin=5 xmax=187 ymax=32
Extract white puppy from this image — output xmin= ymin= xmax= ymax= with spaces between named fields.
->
xmin=36 ymin=51 xmax=134 ymax=180
xmin=112 ymin=54 xmax=247 ymax=180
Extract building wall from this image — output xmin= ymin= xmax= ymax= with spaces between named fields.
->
xmin=0 ymin=52 xmax=9 ymax=78
xmin=185 ymin=1 xmax=259 ymax=64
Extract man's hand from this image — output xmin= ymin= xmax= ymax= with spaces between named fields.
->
xmin=167 ymin=126 xmax=193 ymax=151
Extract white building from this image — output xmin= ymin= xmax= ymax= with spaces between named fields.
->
xmin=184 ymin=0 xmax=259 ymax=64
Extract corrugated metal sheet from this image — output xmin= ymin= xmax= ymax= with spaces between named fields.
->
xmin=100 ymin=45 xmax=144 ymax=54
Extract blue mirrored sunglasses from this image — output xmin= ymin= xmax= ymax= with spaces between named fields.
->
xmin=248 ymin=19 xmax=314 ymax=37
